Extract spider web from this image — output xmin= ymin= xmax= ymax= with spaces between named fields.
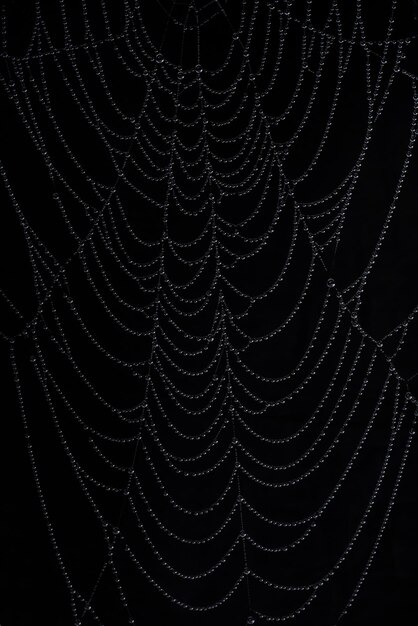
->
xmin=1 ymin=0 xmax=418 ymax=624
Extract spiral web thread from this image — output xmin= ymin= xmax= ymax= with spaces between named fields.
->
xmin=2 ymin=0 xmax=418 ymax=623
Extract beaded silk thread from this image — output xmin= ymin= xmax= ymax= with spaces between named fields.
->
xmin=2 ymin=0 xmax=418 ymax=624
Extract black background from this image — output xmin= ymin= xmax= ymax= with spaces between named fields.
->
xmin=1 ymin=1 xmax=418 ymax=625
